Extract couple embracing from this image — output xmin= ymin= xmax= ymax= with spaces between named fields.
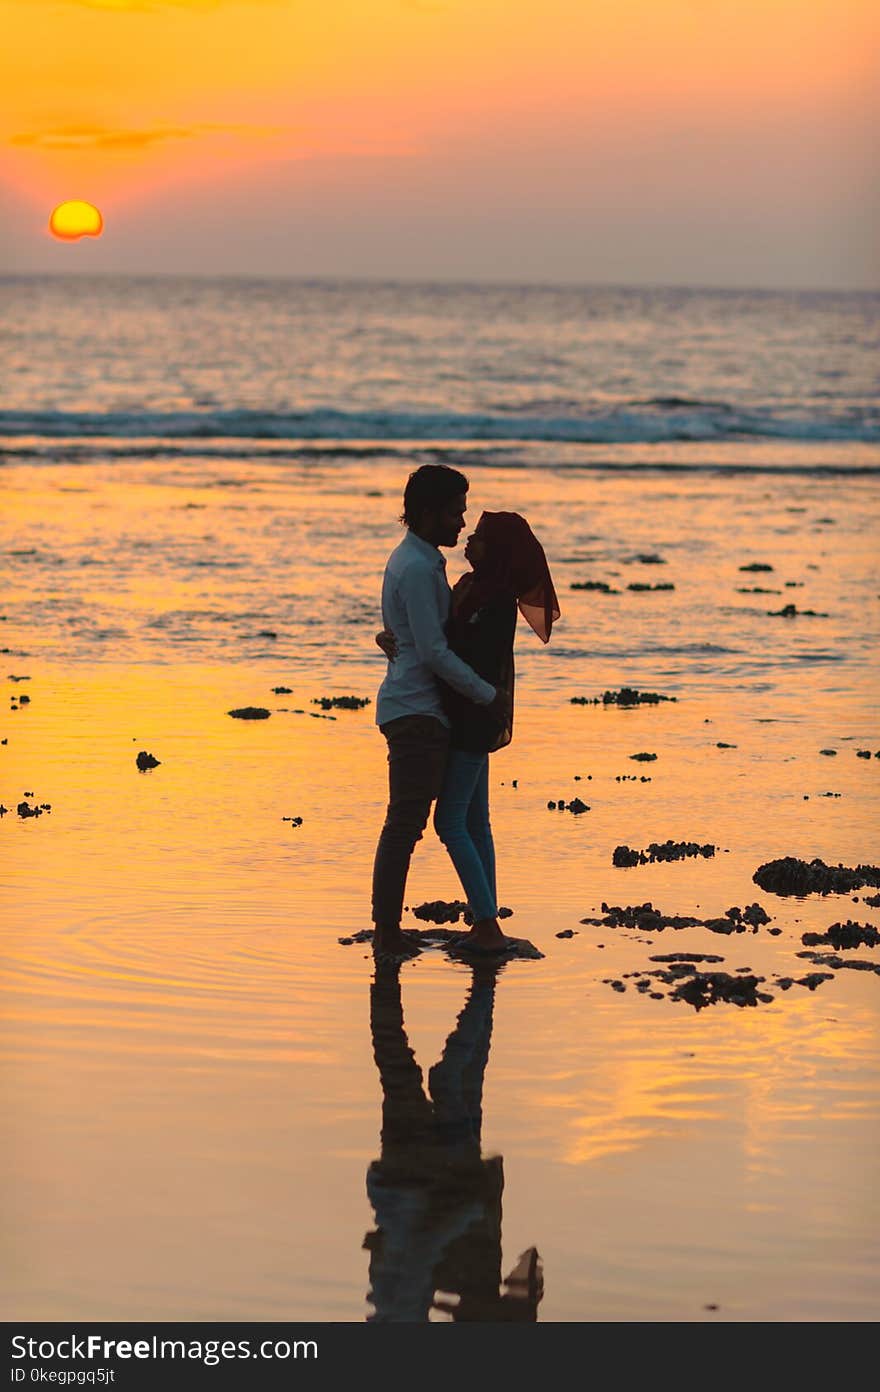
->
xmin=371 ymin=464 xmax=559 ymax=960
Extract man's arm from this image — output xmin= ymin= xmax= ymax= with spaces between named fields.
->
xmin=403 ymin=564 xmax=496 ymax=705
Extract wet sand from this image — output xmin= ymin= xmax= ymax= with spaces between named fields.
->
xmin=2 ymin=457 xmax=879 ymax=1320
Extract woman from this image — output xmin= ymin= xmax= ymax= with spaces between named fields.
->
xmin=379 ymin=511 xmax=559 ymax=955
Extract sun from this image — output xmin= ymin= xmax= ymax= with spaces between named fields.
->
xmin=49 ymin=201 xmax=104 ymax=242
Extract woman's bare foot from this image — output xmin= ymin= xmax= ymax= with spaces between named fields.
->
xmin=461 ymin=916 xmax=508 ymax=950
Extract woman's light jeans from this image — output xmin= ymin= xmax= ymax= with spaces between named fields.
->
xmin=433 ymin=748 xmax=498 ymax=922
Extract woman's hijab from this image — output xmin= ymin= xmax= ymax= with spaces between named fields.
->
xmin=460 ymin=511 xmax=560 ymax=643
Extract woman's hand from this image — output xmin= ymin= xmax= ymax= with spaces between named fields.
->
xmin=375 ymin=628 xmax=398 ymax=662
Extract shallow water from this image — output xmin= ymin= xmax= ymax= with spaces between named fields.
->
xmin=3 ymin=277 xmax=880 ymax=451
xmin=2 ymin=454 xmax=878 ymax=1321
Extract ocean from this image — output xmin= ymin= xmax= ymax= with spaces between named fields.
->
xmin=3 ymin=276 xmax=879 ymax=454
xmin=2 ymin=277 xmax=878 ymax=1322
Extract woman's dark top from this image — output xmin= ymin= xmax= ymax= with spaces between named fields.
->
xmin=440 ymin=589 xmax=517 ymax=754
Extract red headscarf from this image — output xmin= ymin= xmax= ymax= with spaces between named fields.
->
xmin=456 ymin=511 xmax=560 ymax=642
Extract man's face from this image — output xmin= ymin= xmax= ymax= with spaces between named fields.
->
xmin=423 ymin=492 xmax=467 ymax=548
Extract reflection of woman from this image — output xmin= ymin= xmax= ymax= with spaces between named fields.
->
xmin=436 ymin=512 xmax=559 ymax=952
xmin=364 ymin=959 xmax=544 ymax=1323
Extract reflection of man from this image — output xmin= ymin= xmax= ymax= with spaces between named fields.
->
xmin=371 ymin=465 xmax=508 ymax=960
xmin=363 ymin=960 xmax=544 ymax=1322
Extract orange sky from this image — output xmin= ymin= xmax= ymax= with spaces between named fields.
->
xmin=2 ymin=0 xmax=878 ymax=284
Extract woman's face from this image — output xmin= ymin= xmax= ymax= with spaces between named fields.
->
xmin=463 ymin=525 xmax=488 ymax=568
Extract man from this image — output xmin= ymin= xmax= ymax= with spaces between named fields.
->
xmin=371 ymin=465 xmax=508 ymax=958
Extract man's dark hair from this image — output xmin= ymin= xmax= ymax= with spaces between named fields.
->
xmin=400 ymin=464 xmax=469 ymax=529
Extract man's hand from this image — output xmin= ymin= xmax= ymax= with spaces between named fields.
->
xmin=486 ymin=686 xmax=511 ymax=721
xmin=375 ymin=628 xmax=398 ymax=661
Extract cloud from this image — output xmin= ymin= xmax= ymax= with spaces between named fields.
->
xmin=57 ymin=1 xmax=284 ymax=11
xmin=7 ymin=122 xmax=418 ymax=164
xmin=58 ymin=2 xmax=259 ymax=11
xmin=9 ymin=122 xmax=286 ymax=151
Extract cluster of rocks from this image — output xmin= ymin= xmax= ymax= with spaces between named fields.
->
xmin=136 ymin=750 xmax=160 ymax=770
xmin=739 ymin=562 xmax=774 ymax=572
xmin=701 ymin=904 xmax=774 ymax=935
xmin=615 ymin=774 xmax=652 ymax=782
xmin=801 ymin=921 xmax=879 ymax=950
xmin=603 ymin=964 xmax=772 ymax=1009
xmin=775 ymin=973 xmax=834 ymax=991
xmin=337 ymin=922 xmax=544 ymax=959
xmin=580 ymin=900 xmax=771 ymax=934
xmin=547 ymin=797 xmax=590 ymax=814
xmin=629 ymin=752 xmax=657 ymax=762
xmin=601 ymin=952 xmax=841 ymax=1007
xmin=229 ymin=698 xmax=345 ymax=721
xmin=753 ymin=857 xmax=880 ymax=896
xmin=409 ymin=899 xmax=514 ymax=925
xmin=571 ymin=688 xmax=676 ymax=706
xmin=767 ymin=604 xmax=827 ymax=617
xmin=604 ymin=960 xmax=839 ymax=1009
xmin=15 ymin=799 xmax=52 ymax=818
xmin=570 ymin=580 xmax=618 ymax=593
xmin=582 ymin=901 xmax=703 ymax=931
xmin=796 ymin=950 xmax=880 ymax=976
xmin=281 ymin=816 xmax=303 ymax=828
xmin=613 ymin=840 xmax=716 ymax=867
xmin=856 ymin=749 xmax=880 ymax=759
xmin=667 ymin=970 xmax=771 ymax=1010
xmin=312 ymin=695 xmax=371 ymax=710
xmin=234 ymin=702 xmax=342 ymax=722
xmin=411 ymin=900 xmax=471 ymax=924
xmin=650 ymin=951 xmax=723 ymax=963
xmin=627 ymin=582 xmax=675 ymax=592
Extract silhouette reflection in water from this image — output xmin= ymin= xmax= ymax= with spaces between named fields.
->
xmin=364 ymin=959 xmax=544 ymax=1322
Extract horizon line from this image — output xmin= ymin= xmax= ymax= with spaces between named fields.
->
xmin=1 ymin=269 xmax=878 ymax=297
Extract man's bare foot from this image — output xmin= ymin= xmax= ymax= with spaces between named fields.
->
xmin=372 ymin=926 xmax=422 ymax=961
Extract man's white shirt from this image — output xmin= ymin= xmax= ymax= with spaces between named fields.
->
xmin=376 ymin=530 xmax=496 ymax=726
